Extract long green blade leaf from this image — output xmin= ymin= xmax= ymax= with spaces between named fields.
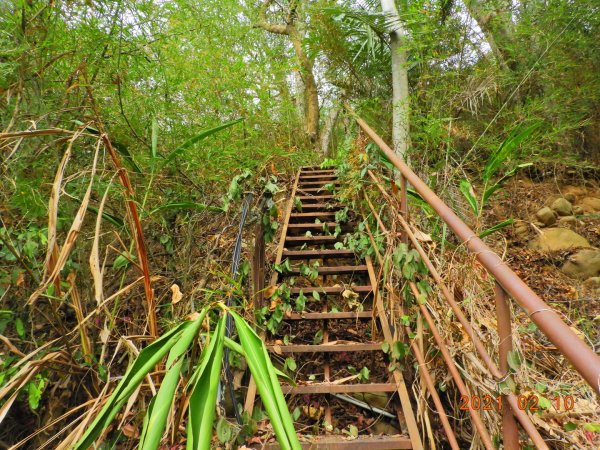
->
xmin=139 ymin=310 xmax=207 ymax=450
xmin=231 ymin=311 xmax=301 ymax=450
xmin=113 ymin=141 xmax=142 ymax=173
xmin=479 ymin=218 xmax=514 ymax=238
xmin=483 ymin=122 xmax=540 ymax=182
xmin=186 ymin=315 xmax=226 ymax=450
xmin=459 ymin=179 xmax=479 ymax=216
xmin=160 ymin=118 xmax=242 ymax=169
xmin=73 ymin=321 xmax=194 ymax=449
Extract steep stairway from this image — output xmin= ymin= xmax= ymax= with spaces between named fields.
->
xmin=246 ymin=166 xmax=423 ymax=450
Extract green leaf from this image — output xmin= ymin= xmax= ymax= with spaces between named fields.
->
xmin=479 ymin=219 xmax=514 ymax=238
xmin=284 ymin=357 xmax=297 ymax=372
xmin=563 ymin=422 xmax=577 ymax=431
xmin=459 ymin=179 xmax=479 ymax=216
xmin=359 ymin=367 xmax=369 ymax=381
xmin=348 ymin=424 xmax=358 ymax=438
xmin=507 ymin=351 xmax=522 ymax=371
xmin=537 ymin=396 xmax=551 ymax=410
xmin=216 ymin=417 xmax=233 ymax=443
xmin=312 ymin=291 xmax=320 ymax=301
xmin=313 ymin=330 xmax=323 ymax=345
xmin=381 ymin=342 xmax=390 ymax=353
xmin=87 ymin=205 xmax=124 ymax=228
xmin=292 ymin=407 xmax=301 ymax=421
xmin=27 ymin=375 xmax=45 ymax=410
xmin=160 ymin=118 xmax=242 ymax=169
xmin=113 ymin=252 xmax=134 ymax=270
xmin=583 ymin=423 xmax=600 ymax=432
xmin=15 ymin=317 xmax=25 ymax=339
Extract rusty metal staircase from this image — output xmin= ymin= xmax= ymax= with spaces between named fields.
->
xmin=246 ymin=166 xmax=423 ymax=450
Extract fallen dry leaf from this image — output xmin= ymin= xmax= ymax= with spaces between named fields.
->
xmin=264 ymin=285 xmax=278 ymax=298
xmin=171 ymin=284 xmax=183 ymax=304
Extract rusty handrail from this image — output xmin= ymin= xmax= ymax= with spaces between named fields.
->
xmin=349 ymin=110 xmax=600 ymax=396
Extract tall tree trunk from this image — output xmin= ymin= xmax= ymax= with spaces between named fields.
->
xmin=320 ymin=104 xmax=340 ymax=157
xmin=292 ymin=70 xmax=305 ymax=124
xmin=464 ymin=0 xmax=515 ymax=70
xmin=289 ymin=26 xmax=319 ymax=145
xmin=256 ymin=0 xmax=320 ymax=150
xmin=380 ymin=0 xmax=410 ymax=161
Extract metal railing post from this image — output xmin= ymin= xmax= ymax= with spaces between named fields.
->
xmin=494 ymin=282 xmax=520 ymax=449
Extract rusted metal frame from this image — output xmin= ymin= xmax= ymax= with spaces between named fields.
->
xmin=377 ymin=181 xmax=548 ymax=449
xmin=399 ymin=214 xmax=548 ymax=449
xmin=406 ymin=283 xmax=496 ymax=450
xmin=363 ymin=216 xmax=467 ymax=450
xmin=244 ymin=169 xmax=302 ymax=415
xmin=322 ymin=303 xmax=333 ymax=431
xmin=352 ymin=113 xmax=600 ymax=395
xmin=495 ymin=282 xmax=520 ymax=449
xmin=252 ymin=200 xmax=267 ymax=308
xmin=260 ymin=435 xmax=413 ymax=449
xmin=367 ymin=183 xmax=494 ymax=450
xmin=368 ymin=171 xmax=503 ymax=378
xmin=366 ymin=170 xmax=552 ymax=449
xmin=364 ymin=256 xmax=424 ymax=450
xmin=505 ymin=396 xmax=549 ymax=450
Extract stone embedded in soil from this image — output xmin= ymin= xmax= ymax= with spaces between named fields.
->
xmin=582 ymin=276 xmax=600 ymax=293
xmin=573 ymin=205 xmax=584 ymax=215
xmin=351 ymin=392 xmax=390 ymax=409
xmin=535 ymin=207 xmax=556 ymax=226
xmin=528 ymin=227 xmax=590 ymax=252
xmin=580 ymin=196 xmax=600 ymax=212
xmin=550 ymin=197 xmax=573 ymax=216
xmin=372 ymin=421 xmax=401 ymax=435
xmin=564 ymin=193 xmax=577 ymax=203
xmin=558 ymin=215 xmax=577 ymax=224
xmin=562 ymin=249 xmax=600 ymax=279
xmin=513 ymin=221 xmax=530 ymax=239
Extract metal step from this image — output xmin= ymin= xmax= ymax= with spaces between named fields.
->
xmin=285 ymin=311 xmax=373 ymax=320
xmin=289 ymin=285 xmax=373 ymax=295
xmin=260 ymin=436 xmax=412 ymax=450
xmin=286 ymin=222 xmax=341 ymax=233
xmin=299 ymin=174 xmax=338 ymax=180
xmin=282 ymin=249 xmax=356 ymax=259
xmin=296 ymin=195 xmax=336 ymax=202
xmin=286 ymin=265 xmax=368 ymax=275
xmin=268 ymin=342 xmax=382 ymax=353
xmin=299 ymin=181 xmax=341 ymax=187
xmin=297 ymin=187 xmax=337 ymax=193
xmin=282 ymin=382 xmax=396 ymax=394
xmin=290 ymin=211 xmax=337 ymax=220
xmin=297 ymin=203 xmax=343 ymax=212
xmin=285 ymin=235 xmax=342 ymax=246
